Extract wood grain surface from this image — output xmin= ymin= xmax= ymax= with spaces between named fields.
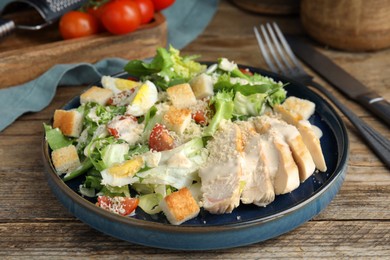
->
xmin=0 ymin=0 xmax=389 ymax=258
xmin=300 ymin=0 xmax=390 ymax=51
xmin=0 ymin=12 xmax=167 ymax=88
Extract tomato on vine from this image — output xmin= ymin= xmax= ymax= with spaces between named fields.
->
xmin=134 ymin=0 xmax=155 ymax=24
xmin=100 ymin=0 xmax=142 ymax=35
xmin=151 ymin=0 xmax=175 ymax=11
xmin=59 ymin=0 xmax=175 ymax=39
xmin=59 ymin=11 xmax=99 ymax=40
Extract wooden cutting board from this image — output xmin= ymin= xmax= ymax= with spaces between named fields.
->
xmin=0 ymin=12 xmax=167 ymax=88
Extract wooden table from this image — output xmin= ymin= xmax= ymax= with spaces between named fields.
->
xmin=1 ymin=1 xmax=389 ymax=258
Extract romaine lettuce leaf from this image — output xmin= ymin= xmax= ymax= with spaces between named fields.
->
xmin=138 ymin=193 xmax=163 ymax=214
xmin=203 ymin=91 xmax=234 ymax=136
xmin=124 ymin=46 xmax=206 ymax=90
xmin=43 ymin=124 xmax=73 ymax=150
xmin=233 ymin=91 xmax=267 ymax=116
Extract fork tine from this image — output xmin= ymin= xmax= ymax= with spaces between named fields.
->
xmin=265 ymin=23 xmax=294 ymax=74
xmin=253 ymin=26 xmax=278 ymax=73
xmin=259 ymin=24 xmax=286 ymax=74
xmin=271 ymin=22 xmax=305 ymax=73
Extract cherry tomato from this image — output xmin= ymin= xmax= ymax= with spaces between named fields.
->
xmin=87 ymin=2 xmax=106 ymax=19
xmin=107 ymin=127 xmax=119 ymax=138
xmin=86 ymin=1 xmax=108 ymax=31
xmin=134 ymin=0 xmax=155 ymax=24
xmin=151 ymin=0 xmax=175 ymax=11
xmin=149 ymin=123 xmax=175 ymax=152
xmin=100 ymin=0 xmax=142 ymax=35
xmin=239 ymin=67 xmax=253 ymax=76
xmin=121 ymin=197 xmax=139 ymax=215
xmin=97 ymin=196 xmax=139 ymax=216
xmin=59 ymin=11 xmax=99 ymax=40
xmin=192 ymin=110 xmax=207 ymax=125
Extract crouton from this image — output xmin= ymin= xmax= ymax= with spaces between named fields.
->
xmin=159 ymin=187 xmax=200 ymax=225
xmin=274 ymin=96 xmax=316 ymax=123
xmin=80 ymin=86 xmax=113 ymax=105
xmin=51 ymin=145 xmax=81 ymax=175
xmin=162 ymin=106 xmax=192 ymax=134
xmin=189 ymin=73 xmax=214 ymax=99
xmin=166 ymin=83 xmax=197 ymax=109
xmin=53 ymin=109 xmax=83 ymax=137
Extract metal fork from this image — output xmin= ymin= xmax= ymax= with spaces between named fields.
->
xmin=254 ymin=22 xmax=390 ymax=169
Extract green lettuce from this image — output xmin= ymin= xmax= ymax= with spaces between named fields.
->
xmin=203 ymin=91 xmax=234 ymax=136
xmin=86 ymin=137 xmax=127 ymax=171
xmin=233 ymin=91 xmax=267 ymax=116
xmin=124 ymin=46 xmax=206 ymax=90
xmin=138 ymin=193 xmax=163 ymax=214
xmin=211 ymin=58 xmax=287 ymax=109
xmin=43 ymin=124 xmax=73 ymax=150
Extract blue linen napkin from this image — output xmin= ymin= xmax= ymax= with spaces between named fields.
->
xmin=0 ymin=0 xmax=218 ymax=132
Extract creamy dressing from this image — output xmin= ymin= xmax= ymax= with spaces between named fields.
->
xmin=311 ymin=124 xmax=323 ymax=139
xmin=167 ymin=151 xmax=193 ymax=168
xmin=107 ymin=116 xmax=144 ymax=145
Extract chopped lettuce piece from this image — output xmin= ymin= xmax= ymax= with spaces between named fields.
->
xmin=203 ymin=91 xmax=234 ymax=136
xmin=267 ymin=87 xmax=287 ymax=107
xmin=86 ymin=137 xmax=128 ymax=171
xmin=101 ymin=143 xmax=130 ymax=168
xmin=63 ymin=158 xmax=93 ymax=182
xmin=98 ymin=184 xmax=131 ymax=198
xmin=213 ymin=72 xmax=284 ymax=96
xmin=212 ymin=58 xmax=287 ymax=108
xmin=134 ymin=138 xmax=206 ymax=190
xmin=78 ymin=168 xmax=103 ymax=196
xmin=218 ymin=58 xmax=238 ymax=72
xmin=136 ymin=165 xmax=199 ymax=190
xmin=43 ymin=124 xmax=73 ymax=150
xmin=159 ymin=137 xmax=205 ymax=164
xmin=138 ymin=193 xmax=163 ymax=214
xmin=83 ymin=102 xmax=126 ymax=130
xmin=124 ymin=46 xmax=206 ymax=90
xmin=233 ymin=92 xmax=267 ymax=117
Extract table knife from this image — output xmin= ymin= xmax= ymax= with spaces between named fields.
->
xmin=286 ymin=36 xmax=390 ymax=127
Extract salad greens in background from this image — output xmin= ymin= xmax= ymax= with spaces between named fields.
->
xmin=124 ymin=47 xmax=286 ymax=135
xmin=45 ymin=46 xmax=286 ymax=216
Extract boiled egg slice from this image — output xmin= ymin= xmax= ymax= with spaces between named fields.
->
xmin=101 ymin=76 xmax=140 ymax=94
xmin=126 ymin=80 xmax=158 ymax=117
xmin=101 ymin=156 xmax=144 ymax=187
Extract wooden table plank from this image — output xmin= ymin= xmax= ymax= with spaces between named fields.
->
xmin=0 ymin=221 xmax=388 ymax=258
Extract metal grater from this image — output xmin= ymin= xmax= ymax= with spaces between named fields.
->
xmin=0 ymin=0 xmax=87 ymax=38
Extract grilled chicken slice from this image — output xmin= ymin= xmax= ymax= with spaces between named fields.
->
xmin=252 ymin=116 xmax=315 ymax=182
xmin=287 ymin=133 xmax=316 ymax=181
xmin=248 ymin=116 xmax=300 ymax=195
xmin=297 ymin=120 xmax=327 ymax=172
xmin=237 ymin=121 xmax=275 ymax=206
xmin=242 ymin=134 xmax=276 ymax=206
xmin=271 ymin=133 xmax=300 ymax=195
xmin=274 ymin=96 xmax=327 ymax=172
xmin=199 ymin=121 xmax=244 ymax=214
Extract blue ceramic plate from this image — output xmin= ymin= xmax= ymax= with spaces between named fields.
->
xmin=42 ymin=64 xmax=349 ymax=250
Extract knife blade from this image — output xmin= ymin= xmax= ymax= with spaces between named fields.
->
xmin=286 ymin=35 xmax=390 ymax=127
